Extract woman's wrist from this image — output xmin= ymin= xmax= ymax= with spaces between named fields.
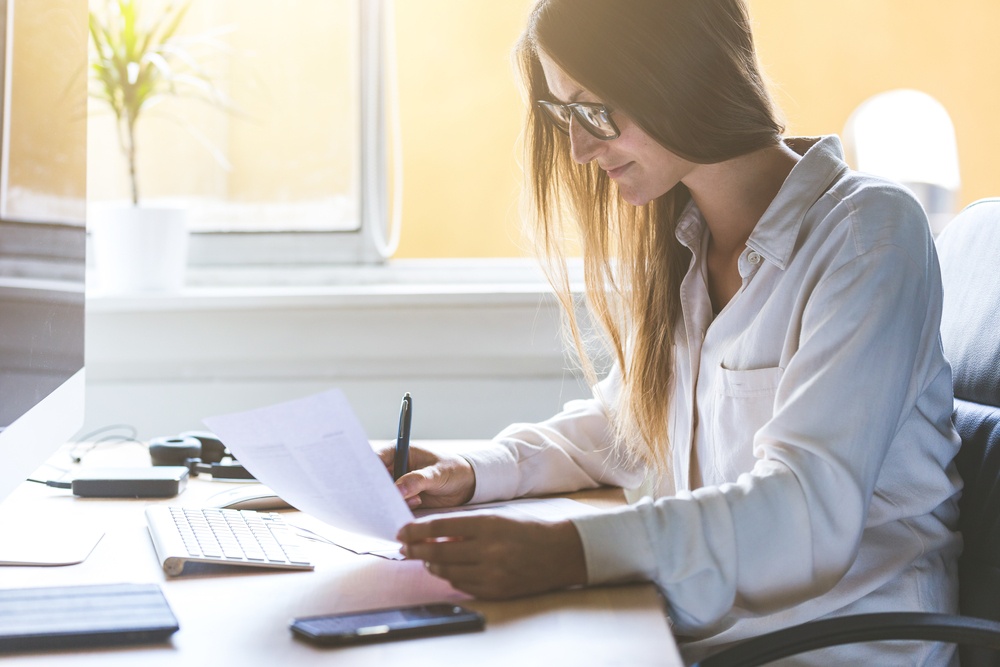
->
xmin=455 ymin=454 xmax=477 ymax=505
xmin=551 ymin=519 xmax=588 ymax=589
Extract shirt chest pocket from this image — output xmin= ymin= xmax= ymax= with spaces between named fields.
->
xmin=709 ymin=365 xmax=783 ymax=482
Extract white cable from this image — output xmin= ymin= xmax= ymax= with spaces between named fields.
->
xmin=369 ymin=0 xmax=403 ymax=259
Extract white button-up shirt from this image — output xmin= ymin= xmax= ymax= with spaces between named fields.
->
xmin=463 ymin=136 xmax=962 ymax=665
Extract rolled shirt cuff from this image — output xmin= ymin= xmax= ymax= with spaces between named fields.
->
xmin=461 ymin=441 xmax=521 ymax=504
xmin=570 ymin=498 xmax=659 ymax=585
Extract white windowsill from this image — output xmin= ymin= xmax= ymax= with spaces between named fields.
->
xmin=82 ymin=257 xmax=593 ymax=440
xmin=85 ymin=257 xmax=583 ymax=312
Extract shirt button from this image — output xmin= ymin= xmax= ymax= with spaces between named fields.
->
xmin=747 ymin=251 xmax=762 ymax=265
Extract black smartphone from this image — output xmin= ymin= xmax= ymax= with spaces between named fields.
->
xmin=290 ymin=603 xmax=485 ymax=646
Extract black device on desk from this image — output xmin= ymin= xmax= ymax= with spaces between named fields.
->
xmin=0 ymin=583 xmax=179 ymax=652
xmin=69 ymin=466 xmax=189 ymax=498
xmin=291 ymin=603 xmax=484 ymax=647
xmin=149 ymin=431 xmax=255 ymax=480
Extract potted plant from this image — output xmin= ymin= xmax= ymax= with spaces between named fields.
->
xmin=88 ymin=0 xmax=233 ymax=292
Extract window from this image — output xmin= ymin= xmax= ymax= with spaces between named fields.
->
xmin=86 ymin=1 xmax=1000 ymax=279
xmin=87 ymin=0 xmax=391 ymax=267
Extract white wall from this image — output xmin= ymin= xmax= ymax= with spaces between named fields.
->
xmin=83 ymin=264 xmax=593 ymax=444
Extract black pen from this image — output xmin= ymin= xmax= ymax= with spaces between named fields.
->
xmin=393 ymin=393 xmax=412 ymax=481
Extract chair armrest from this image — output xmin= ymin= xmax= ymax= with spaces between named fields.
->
xmin=693 ymin=612 xmax=1000 ymax=667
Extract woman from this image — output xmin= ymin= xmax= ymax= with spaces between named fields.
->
xmin=384 ymin=0 xmax=962 ymax=663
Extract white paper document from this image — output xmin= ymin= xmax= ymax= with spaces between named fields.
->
xmin=203 ymin=388 xmax=413 ymax=542
xmin=291 ymin=497 xmax=601 ymax=561
xmin=204 ymin=388 xmax=603 ymax=560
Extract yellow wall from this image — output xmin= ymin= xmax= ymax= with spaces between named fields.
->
xmin=393 ymin=0 xmax=534 ymax=258
xmin=87 ymin=1 xmax=1000 ymax=258
xmin=225 ymin=0 xmax=356 ymax=202
xmin=396 ymin=0 xmax=1000 ymax=258
xmin=751 ymin=0 xmax=1000 ymax=217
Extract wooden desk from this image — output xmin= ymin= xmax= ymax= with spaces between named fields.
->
xmin=0 ymin=442 xmax=682 ymax=667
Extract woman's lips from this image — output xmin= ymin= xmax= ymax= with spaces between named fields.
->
xmin=605 ymin=162 xmax=631 ymax=179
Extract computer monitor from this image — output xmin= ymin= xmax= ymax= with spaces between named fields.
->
xmin=0 ymin=0 xmax=87 ymax=510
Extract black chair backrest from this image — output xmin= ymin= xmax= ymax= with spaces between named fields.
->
xmin=937 ymin=198 xmax=1000 ymax=665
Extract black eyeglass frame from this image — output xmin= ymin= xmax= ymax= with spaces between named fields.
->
xmin=536 ymin=100 xmax=621 ymax=141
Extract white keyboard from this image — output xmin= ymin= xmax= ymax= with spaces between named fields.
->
xmin=145 ymin=506 xmax=314 ymax=576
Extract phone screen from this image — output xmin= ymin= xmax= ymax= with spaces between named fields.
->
xmin=290 ymin=603 xmax=485 ymax=646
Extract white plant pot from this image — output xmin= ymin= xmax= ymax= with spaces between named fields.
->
xmin=91 ymin=206 xmax=189 ymax=293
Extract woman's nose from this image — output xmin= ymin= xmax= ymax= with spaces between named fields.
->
xmin=569 ymin=117 xmax=602 ymax=165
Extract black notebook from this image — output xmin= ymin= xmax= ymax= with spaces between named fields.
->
xmin=0 ymin=583 xmax=179 ymax=652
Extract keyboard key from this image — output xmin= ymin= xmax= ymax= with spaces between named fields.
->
xmin=145 ymin=506 xmax=314 ymax=576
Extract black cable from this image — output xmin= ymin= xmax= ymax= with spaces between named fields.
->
xmin=68 ymin=423 xmax=141 ymax=463
xmin=26 ymin=478 xmax=72 ymax=489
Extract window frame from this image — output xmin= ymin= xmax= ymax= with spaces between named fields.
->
xmin=185 ymin=0 xmax=389 ymax=270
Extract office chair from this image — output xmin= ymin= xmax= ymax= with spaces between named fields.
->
xmin=693 ymin=198 xmax=1000 ymax=667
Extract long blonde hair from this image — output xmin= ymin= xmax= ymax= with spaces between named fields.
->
xmin=516 ymin=0 xmax=784 ymax=470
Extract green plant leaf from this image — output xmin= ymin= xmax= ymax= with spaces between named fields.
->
xmin=89 ymin=0 xmax=235 ymax=204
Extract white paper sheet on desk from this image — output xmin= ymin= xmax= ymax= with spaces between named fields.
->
xmin=289 ymin=497 xmax=602 ymax=561
xmin=202 ymin=388 xmax=413 ymax=542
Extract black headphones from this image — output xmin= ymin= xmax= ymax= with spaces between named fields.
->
xmin=148 ymin=431 xmax=255 ymax=480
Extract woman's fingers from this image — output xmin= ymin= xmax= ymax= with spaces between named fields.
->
xmin=395 ymin=468 xmax=439 ymax=500
xmin=392 ymin=455 xmax=476 ymax=509
xmin=398 ymin=514 xmax=495 ymax=542
xmin=401 ymin=517 xmax=519 ymax=597
xmin=374 ymin=442 xmax=395 ymax=468
xmin=396 ymin=469 xmax=437 ymax=508
xmin=374 ymin=441 xmax=434 ymax=467
xmin=399 ymin=514 xmax=588 ymax=599
xmin=373 ymin=442 xmax=477 ymax=509
xmin=404 ymin=537 xmax=480 ymax=564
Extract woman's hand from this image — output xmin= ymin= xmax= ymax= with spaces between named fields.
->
xmin=375 ymin=442 xmax=477 ymax=509
xmin=397 ymin=514 xmax=588 ymax=599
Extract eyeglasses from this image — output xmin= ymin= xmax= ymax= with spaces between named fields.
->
xmin=536 ymin=100 xmax=620 ymax=141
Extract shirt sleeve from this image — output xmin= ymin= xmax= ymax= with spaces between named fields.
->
xmin=572 ymin=199 xmax=944 ymax=630
xmin=462 ymin=368 xmax=645 ymax=503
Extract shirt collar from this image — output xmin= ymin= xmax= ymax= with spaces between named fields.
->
xmin=674 ymin=198 xmax=704 ymax=249
xmin=745 ymin=135 xmax=849 ymax=270
xmin=673 ymin=135 xmax=849 ymax=269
